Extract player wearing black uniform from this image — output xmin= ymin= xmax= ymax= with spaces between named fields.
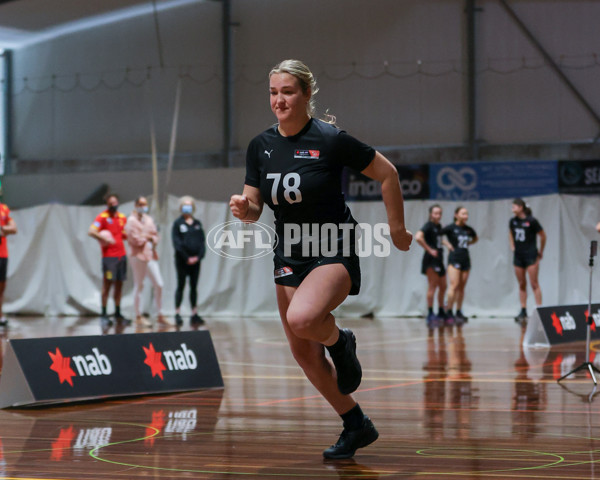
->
xmin=441 ymin=206 xmax=478 ymax=325
xmin=415 ymin=205 xmax=447 ymax=327
xmin=230 ymin=60 xmax=412 ymax=460
xmin=509 ymin=198 xmax=546 ymax=323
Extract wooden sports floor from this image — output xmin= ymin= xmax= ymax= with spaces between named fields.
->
xmin=0 ymin=315 xmax=599 ymax=479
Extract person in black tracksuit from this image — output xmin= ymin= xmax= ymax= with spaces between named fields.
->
xmin=509 ymin=198 xmax=545 ymax=323
xmin=229 ymin=59 xmax=412 ymax=460
xmin=415 ymin=204 xmax=447 ymax=327
xmin=171 ymin=196 xmax=205 ymax=326
xmin=441 ymin=206 xmax=478 ymax=325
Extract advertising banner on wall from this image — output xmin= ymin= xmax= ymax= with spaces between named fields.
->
xmin=429 ymin=160 xmax=558 ymax=200
xmin=343 ymin=164 xmax=429 ymax=201
xmin=558 ymin=160 xmax=600 ymax=194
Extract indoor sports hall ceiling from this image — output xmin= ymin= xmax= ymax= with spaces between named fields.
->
xmin=0 ymin=0 xmax=202 ymax=49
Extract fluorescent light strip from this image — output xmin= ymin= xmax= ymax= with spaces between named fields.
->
xmin=1 ymin=0 xmax=206 ymax=49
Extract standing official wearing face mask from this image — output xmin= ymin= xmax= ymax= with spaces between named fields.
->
xmin=171 ymin=196 xmax=206 ymax=326
xmin=88 ymin=192 xmax=130 ymax=327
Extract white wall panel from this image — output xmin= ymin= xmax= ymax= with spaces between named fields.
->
xmin=3 ymin=194 xmax=598 ymax=319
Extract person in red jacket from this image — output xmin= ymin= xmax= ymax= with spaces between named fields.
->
xmin=88 ymin=193 xmax=130 ymax=327
xmin=0 ymin=202 xmax=17 ymax=327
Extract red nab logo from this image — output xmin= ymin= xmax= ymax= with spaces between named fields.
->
xmin=309 ymin=150 xmax=320 ymax=158
xmin=585 ymin=309 xmax=597 ymax=332
xmin=551 ymin=312 xmax=563 ymax=336
xmin=49 ymin=347 xmax=112 ymax=387
xmin=143 ymin=343 xmax=198 ymax=380
xmin=143 ymin=343 xmax=167 ymax=380
xmin=49 ymin=348 xmax=77 ymax=386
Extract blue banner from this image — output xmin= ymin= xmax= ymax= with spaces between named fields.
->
xmin=430 ymin=160 xmax=558 ymax=200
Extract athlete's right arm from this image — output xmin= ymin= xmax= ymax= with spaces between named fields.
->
xmin=508 ymin=231 xmax=515 ymax=252
xmin=230 ymin=185 xmax=263 ymax=223
xmin=415 ymin=230 xmax=437 ymax=257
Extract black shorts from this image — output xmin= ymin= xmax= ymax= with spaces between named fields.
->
xmin=273 ymin=253 xmax=361 ymax=296
xmin=514 ymin=250 xmax=538 ymax=268
xmin=448 ymin=252 xmax=471 ymax=272
xmin=102 ymin=256 xmax=127 ymax=282
xmin=0 ymin=257 xmax=7 ymax=282
xmin=421 ymin=252 xmax=446 ymax=276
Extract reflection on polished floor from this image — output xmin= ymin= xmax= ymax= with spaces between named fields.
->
xmin=1 ymin=315 xmax=599 ymax=479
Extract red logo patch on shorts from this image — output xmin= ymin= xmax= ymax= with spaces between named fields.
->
xmin=274 ymin=266 xmax=293 ymax=279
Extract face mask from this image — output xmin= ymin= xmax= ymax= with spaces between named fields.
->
xmin=108 ymin=205 xmax=118 ymax=214
xmin=181 ymin=205 xmax=193 ymax=214
xmin=137 ymin=206 xmax=149 ymax=214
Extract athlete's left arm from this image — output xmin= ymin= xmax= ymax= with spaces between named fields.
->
xmin=1 ymin=217 xmax=17 ymax=236
xmin=361 ymin=151 xmax=412 ymax=251
xmin=537 ymin=229 xmax=547 ymax=259
xmin=468 ymin=227 xmax=478 ymax=246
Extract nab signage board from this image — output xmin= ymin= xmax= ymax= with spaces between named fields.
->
xmin=0 ymin=330 xmax=223 ymax=408
xmin=523 ymin=303 xmax=600 ymax=348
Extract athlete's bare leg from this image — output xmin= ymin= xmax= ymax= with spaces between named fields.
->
xmin=113 ymin=280 xmax=123 ymax=308
xmin=446 ymin=265 xmax=461 ymax=312
xmin=425 ymin=268 xmax=440 ymax=310
xmin=276 ymin=264 xmax=356 ymax=415
xmin=455 ymin=270 xmax=470 ymax=311
xmin=0 ymin=281 xmax=5 ymax=318
xmin=438 ymin=274 xmax=447 ymax=311
xmin=514 ymin=266 xmax=527 ymax=309
xmin=527 ymin=260 xmax=542 ymax=306
xmin=285 ymin=263 xmax=351 ymax=345
xmin=101 ymin=278 xmax=113 ymax=310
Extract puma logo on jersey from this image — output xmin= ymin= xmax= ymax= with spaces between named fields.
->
xmin=265 ymin=149 xmax=273 ymax=158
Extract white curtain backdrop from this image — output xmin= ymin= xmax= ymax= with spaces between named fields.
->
xmin=3 ymin=194 xmax=599 ymax=318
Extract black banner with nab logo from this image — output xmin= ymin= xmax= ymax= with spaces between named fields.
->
xmin=524 ymin=303 xmax=600 ymax=347
xmin=0 ymin=330 xmax=223 ymax=408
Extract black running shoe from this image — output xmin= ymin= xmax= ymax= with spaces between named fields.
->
xmin=330 ymin=328 xmax=362 ymax=395
xmin=0 ymin=316 xmax=8 ymax=327
xmin=175 ymin=313 xmax=183 ymax=326
xmin=191 ymin=313 xmax=205 ymax=325
xmin=515 ymin=311 xmax=527 ymax=324
xmin=323 ymin=416 xmax=379 ymax=459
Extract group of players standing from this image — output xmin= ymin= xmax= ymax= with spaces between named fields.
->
xmin=416 ymin=199 xmax=546 ymax=328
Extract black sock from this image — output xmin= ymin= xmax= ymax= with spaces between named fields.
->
xmin=101 ymin=306 xmax=107 ymax=316
xmin=438 ymin=307 xmax=445 ymax=316
xmin=428 ymin=307 xmax=433 ymax=315
xmin=456 ymin=309 xmax=462 ymax=316
xmin=115 ymin=305 xmax=121 ymax=316
xmin=341 ymin=403 xmax=364 ymax=431
xmin=520 ymin=308 xmax=527 ymax=315
xmin=325 ymin=328 xmax=346 ymax=357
